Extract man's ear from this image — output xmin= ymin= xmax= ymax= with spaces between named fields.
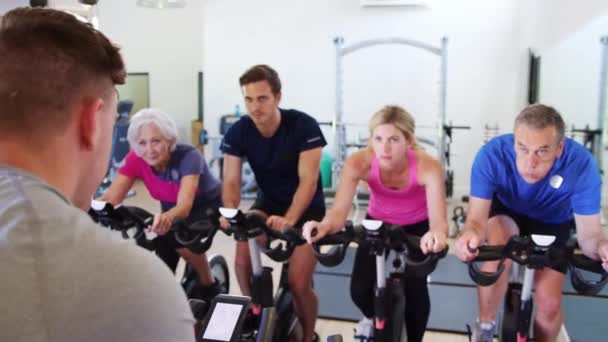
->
xmin=555 ymin=136 xmax=565 ymax=158
xmin=78 ymin=97 xmax=104 ymax=150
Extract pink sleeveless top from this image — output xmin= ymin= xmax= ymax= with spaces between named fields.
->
xmin=367 ymin=149 xmax=428 ymax=225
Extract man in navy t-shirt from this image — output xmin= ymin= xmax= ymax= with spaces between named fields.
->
xmin=455 ymin=104 xmax=608 ymax=342
xmin=221 ymin=64 xmax=326 ymax=342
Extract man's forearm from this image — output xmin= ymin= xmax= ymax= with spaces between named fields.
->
xmin=284 ymin=181 xmax=317 ymax=223
xmin=462 ymin=218 xmax=487 ymax=241
xmin=579 ymin=232 xmax=608 ymax=259
xmin=222 ymin=181 xmax=241 ymax=208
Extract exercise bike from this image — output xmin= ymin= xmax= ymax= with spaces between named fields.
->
xmin=311 ymin=219 xmax=448 ymax=342
xmin=88 ymin=200 xmax=230 ymax=301
xmin=206 ymin=207 xmax=315 ymax=342
xmin=467 ymin=234 xmax=608 ymax=342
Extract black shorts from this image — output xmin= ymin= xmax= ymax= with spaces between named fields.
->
xmin=489 ymin=198 xmax=575 ymax=273
xmin=250 ymin=196 xmax=325 ymax=227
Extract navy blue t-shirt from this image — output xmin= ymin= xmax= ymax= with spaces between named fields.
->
xmin=470 ymin=134 xmax=601 ymax=223
xmin=221 ymin=108 xmax=326 ymax=209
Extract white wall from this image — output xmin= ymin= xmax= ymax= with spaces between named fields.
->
xmin=97 ymin=1 xmax=203 ymax=142
xmin=539 ymin=16 xmax=608 ymax=128
xmin=203 ymin=0 xmax=524 ymax=196
xmin=536 ymin=16 xmax=608 ymax=201
xmin=1 ymin=0 xmax=204 ymax=143
xmin=514 ymin=0 xmax=608 ymax=122
xmin=518 ymin=0 xmax=608 ymax=53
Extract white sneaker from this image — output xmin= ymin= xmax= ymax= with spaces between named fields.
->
xmin=354 ymin=317 xmax=374 ymax=341
xmin=471 ymin=319 xmax=496 ymax=342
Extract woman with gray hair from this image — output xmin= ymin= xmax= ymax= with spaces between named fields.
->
xmin=101 ymin=108 xmax=222 ymax=298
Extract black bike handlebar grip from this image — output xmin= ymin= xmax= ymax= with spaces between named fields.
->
xmin=473 ymin=245 xmax=506 ymax=261
xmin=466 ymin=244 xmax=507 ymax=286
xmin=467 ymin=258 xmax=506 ymax=286
xmin=568 ymin=254 xmax=608 ymax=296
xmin=135 ymin=232 xmax=157 ymax=251
xmin=263 ymin=242 xmax=293 ymax=262
xmin=184 ymin=234 xmax=215 ymax=254
xmin=570 ymin=253 xmax=606 ymax=273
xmin=281 ymin=227 xmax=307 ymax=245
xmin=312 ymin=244 xmax=348 ymax=267
xmin=174 ymin=228 xmax=217 ymax=254
xmin=244 ymin=212 xmax=266 ymax=227
xmin=311 ymin=231 xmax=351 ymax=267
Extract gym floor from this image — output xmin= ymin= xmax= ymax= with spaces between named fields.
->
xmin=122 ymin=180 xmax=473 ymax=341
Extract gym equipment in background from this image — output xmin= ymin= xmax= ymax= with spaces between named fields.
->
xmin=329 ymin=36 xmax=448 ymax=193
xmin=94 ymin=100 xmax=133 ymax=198
xmin=207 ymin=113 xmax=258 ymax=200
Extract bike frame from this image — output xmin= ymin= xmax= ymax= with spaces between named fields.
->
xmin=219 ymin=208 xmax=301 ymax=342
xmin=500 ymin=265 xmax=535 ymax=342
xmin=373 ymin=250 xmax=407 ymax=342
xmin=365 ymin=220 xmax=408 ymax=342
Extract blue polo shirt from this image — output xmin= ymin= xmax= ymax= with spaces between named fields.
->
xmin=470 ymin=134 xmax=601 ymax=223
xmin=221 ymin=108 xmax=326 ymax=209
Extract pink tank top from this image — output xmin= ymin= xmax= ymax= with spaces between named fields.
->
xmin=367 ymin=149 xmax=428 ymax=225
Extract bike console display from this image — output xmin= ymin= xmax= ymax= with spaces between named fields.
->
xmin=199 ymin=295 xmax=252 ymax=342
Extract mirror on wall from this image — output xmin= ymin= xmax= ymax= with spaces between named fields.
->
xmin=116 ymin=72 xmax=150 ymax=115
xmin=537 ymin=16 xmax=608 ymax=187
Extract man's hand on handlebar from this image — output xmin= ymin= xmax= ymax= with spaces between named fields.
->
xmin=218 ymin=216 xmax=231 ymax=230
xmin=420 ymin=230 xmax=447 ymax=254
xmin=599 ymin=239 xmax=608 ymax=272
xmin=455 ymin=228 xmax=481 ymax=262
xmin=266 ymin=215 xmax=294 ymax=231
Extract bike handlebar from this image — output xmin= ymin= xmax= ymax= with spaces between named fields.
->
xmin=312 ymin=221 xmax=448 ymax=276
xmin=205 ymin=208 xmax=307 ymax=263
xmin=89 ymin=202 xmax=220 ymax=254
xmin=468 ymin=235 xmax=608 ymax=295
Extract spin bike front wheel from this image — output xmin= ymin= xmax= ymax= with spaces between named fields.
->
xmin=182 ymin=253 xmax=230 ymax=299
xmin=209 ymin=253 xmax=230 ymax=294
xmin=273 ymin=290 xmax=303 ymax=342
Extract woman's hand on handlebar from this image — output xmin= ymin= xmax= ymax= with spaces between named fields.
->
xmin=420 ymin=230 xmax=447 ymax=254
xmin=302 ymin=220 xmax=329 ymax=244
xmin=150 ymin=212 xmax=173 ymax=235
xmin=455 ymin=228 xmax=481 ymax=262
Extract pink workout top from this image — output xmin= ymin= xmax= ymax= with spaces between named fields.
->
xmin=367 ymin=149 xmax=428 ymax=225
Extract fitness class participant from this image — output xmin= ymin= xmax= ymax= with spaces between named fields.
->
xmin=101 ymin=108 xmax=222 ymax=298
xmin=455 ymin=104 xmax=608 ymax=342
xmin=221 ymin=64 xmax=326 ymax=342
xmin=303 ymin=105 xmax=449 ymax=342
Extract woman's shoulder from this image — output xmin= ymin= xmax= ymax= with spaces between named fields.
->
xmin=413 ymin=148 xmax=442 ymax=177
xmin=172 ymin=144 xmax=203 ymax=162
xmin=345 ymin=149 xmax=373 ymax=177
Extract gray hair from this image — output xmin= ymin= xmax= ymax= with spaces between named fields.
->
xmin=514 ymin=104 xmax=565 ymax=142
xmin=127 ymin=108 xmax=178 ymax=154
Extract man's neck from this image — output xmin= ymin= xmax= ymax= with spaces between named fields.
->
xmin=0 ymin=140 xmax=78 ymax=204
xmin=256 ymin=108 xmax=282 ymax=138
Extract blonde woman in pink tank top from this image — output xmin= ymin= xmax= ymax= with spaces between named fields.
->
xmin=303 ymin=105 xmax=449 ymax=342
